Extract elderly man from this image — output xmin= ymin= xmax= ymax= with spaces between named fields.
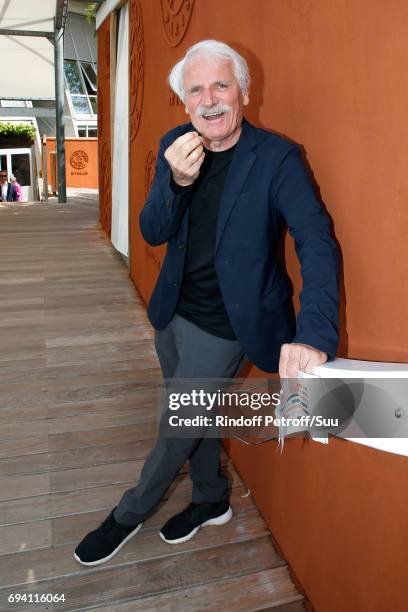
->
xmin=0 ymin=170 xmax=17 ymax=202
xmin=75 ymin=39 xmax=339 ymax=566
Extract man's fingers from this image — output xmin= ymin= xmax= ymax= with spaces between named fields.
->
xmin=186 ymin=144 xmax=204 ymax=164
xmin=281 ymin=343 xmax=302 ymax=378
xmin=278 ymin=343 xmax=291 ymax=378
xmin=279 ymin=343 xmax=327 ymax=378
xmin=174 ymin=131 xmax=200 ymax=145
xmin=189 ymin=152 xmax=205 ymax=177
xmin=303 ymin=351 xmax=327 ymax=374
xmin=165 ymin=131 xmax=203 ymax=182
xmin=181 ymin=138 xmax=203 ymax=159
xmin=299 ymin=347 xmax=311 ymax=373
xmin=286 ymin=353 xmax=301 ymax=378
xmin=165 ymin=132 xmax=201 ymax=161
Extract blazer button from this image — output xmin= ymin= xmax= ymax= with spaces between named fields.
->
xmin=173 ymin=281 xmax=180 ymax=287
xmin=178 ymin=243 xmax=185 ymax=249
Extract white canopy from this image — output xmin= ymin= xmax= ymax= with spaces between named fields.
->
xmin=0 ymin=0 xmax=58 ymax=99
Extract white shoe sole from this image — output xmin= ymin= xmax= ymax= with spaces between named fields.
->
xmin=74 ymin=522 xmax=143 ymax=566
xmin=159 ymin=506 xmax=233 ymax=545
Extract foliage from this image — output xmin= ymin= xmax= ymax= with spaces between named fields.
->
xmin=0 ymin=122 xmax=36 ymax=140
xmin=85 ymin=3 xmax=97 ymax=24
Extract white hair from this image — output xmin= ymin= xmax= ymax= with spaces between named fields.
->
xmin=168 ymin=39 xmax=250 ymax=102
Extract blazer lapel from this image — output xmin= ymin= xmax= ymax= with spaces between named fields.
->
xmin=215 ymin=118 xmax=257 ymax=255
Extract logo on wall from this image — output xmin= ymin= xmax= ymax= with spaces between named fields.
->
xmin=160 ymin=0 xmax=194 ymax=47
xmin=98 ymin=94 xmax=104 ymax=138
xmin=100 ymin=141 xmax=111 ymax=233
xmin=105 ymin=30 xmax=110 ymax=67
xmin=129 ymin=0 xmax=144 ymax=142
xmin=144 ymin=150 xmax=157 ymax=198
xmin=70 ymin=150 xmax=89 ymax=170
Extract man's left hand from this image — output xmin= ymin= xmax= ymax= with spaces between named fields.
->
xmin=279 ymin=343 xmax=327 ymax=378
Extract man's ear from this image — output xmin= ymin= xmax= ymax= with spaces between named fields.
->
xmin=243 ymin=93 xmax=249 ymax=106
xmin=184 ymin=106 xmax=190 ymax=115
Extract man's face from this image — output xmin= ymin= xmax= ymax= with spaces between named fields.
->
xmin=0 ymin=171 xmax=7 ymax=184
xmin=183 ymin=55 xmax=249 ymax=149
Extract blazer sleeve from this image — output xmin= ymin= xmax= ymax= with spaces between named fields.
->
xmin=139 ymin=136 xmax=192 ymax=246
xmin=271 ymin=145 xmax=340 ymax=359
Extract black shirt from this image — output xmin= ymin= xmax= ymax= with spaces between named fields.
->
xmin=175 ymin=144 xmax=237 ymax=339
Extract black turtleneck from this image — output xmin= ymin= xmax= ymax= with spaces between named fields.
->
xmin=174 ymin=144 xmax=237 ymax=340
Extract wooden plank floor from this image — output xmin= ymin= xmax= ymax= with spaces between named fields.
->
xmin=0 ymin=194 xmax=306 ymax=611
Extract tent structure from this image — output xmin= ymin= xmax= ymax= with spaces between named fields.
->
xmin=0 ymin=0 xmax=88 ymax=203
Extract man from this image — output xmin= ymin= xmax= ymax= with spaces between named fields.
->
xmin=0 ymin=171 xmax=17 ymax=201
xmin=75 ymin=40 xmax=339 ymax=566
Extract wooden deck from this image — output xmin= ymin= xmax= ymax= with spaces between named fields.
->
xmin=0 ymin=193 xmax=306 ymax=611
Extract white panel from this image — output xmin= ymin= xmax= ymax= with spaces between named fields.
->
xmin=0 ymin=35 xmax=54 ymax=99
xmin=313 ymin=358 xmax=408 ymax=457
xmin=96 ymin=0 xmax=123 ymax=30
xmin=66 ymin=13 xmax=96 ymax=63
xmin=314 ymin=358 xmax=408 ymax=378
xmin=111 ymin=2 xmax=129 ymax=256
xmin=0 ymin=0 xmax=55 ymax=31
xmin=64 ymin=21 xmax=76 ymax=61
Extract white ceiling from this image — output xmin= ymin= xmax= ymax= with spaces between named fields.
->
xmin=0 ymin=0 xmax=58 ymax=99
xmin=0 ymin=0 xmax=55 ymax=32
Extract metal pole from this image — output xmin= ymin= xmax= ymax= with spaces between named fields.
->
xmin=54 ymin=21 xmax=66 ymax=203
xmin=42 ymin=136 xmax=48 ymax=201
xmin=0 ymin=29 xmax=54 ymax=39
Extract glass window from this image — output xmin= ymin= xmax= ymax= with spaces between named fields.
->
xmin=88 ymin=128 xmax=97 ymax=138
xmin=11 ymin=153 xmax=31 ymax=186
xmin=64 ymin=60 xmax=84 ymax=95
xmin=77 ymin=128 xmax=86 ymax=137
xmin=89 ymin=96 xmax=97 ymax=115
xmin=64 ymin=60 xmax=97 ymax=119
xmin=71 ymin=95 xmax=91 ymax=115
xmin=81 ymin=62 xmax=97 ymax=91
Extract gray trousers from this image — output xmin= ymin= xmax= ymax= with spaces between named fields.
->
xmin=113 ymin=313 xmax=247 ymax=526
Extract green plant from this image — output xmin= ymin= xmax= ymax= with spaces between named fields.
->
xmin=85 ymin=3 xmax=97 ymax=24
xmin=0 ymin=122 xmax=36 ymax=140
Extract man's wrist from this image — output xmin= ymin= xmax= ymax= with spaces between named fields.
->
xmin=170 ymin=174 xmax=193 ymax=193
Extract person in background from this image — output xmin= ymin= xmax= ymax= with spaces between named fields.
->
xmin=10 ymin=175 xmax=23 ymax=201
xmin=0 ymin=170 xmax=17 ymax=201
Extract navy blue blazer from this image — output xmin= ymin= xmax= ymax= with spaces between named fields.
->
xmin=139 ymin=118 xmax=339 ymax=372
xmin=0 ymin=182 xmax=17 ymax=202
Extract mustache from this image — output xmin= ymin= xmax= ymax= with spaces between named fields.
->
xmin=195 ymin=103 xmax=231 ymax=118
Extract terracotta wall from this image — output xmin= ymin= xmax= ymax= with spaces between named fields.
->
xmin=45 ymin=138 xmax=98 ymax=191
xmin=100 ymin=1 xmax=408 ymax=610
xmin=128 ymin=0 xmax=408 ymax=366
xmin=223 ymin=434 xmax=408 ymax=612
xmin=97 ymin=16 xmax=112 ymax=234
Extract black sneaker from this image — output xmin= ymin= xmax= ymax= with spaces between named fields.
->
xmin=74 ymin=507 xmax=142 ymax=566
xmin=159 ymin=500 xmax=232 ymax=544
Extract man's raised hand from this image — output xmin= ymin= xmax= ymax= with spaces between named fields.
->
xmin=164 ymin=131 xmax=205 ymax=187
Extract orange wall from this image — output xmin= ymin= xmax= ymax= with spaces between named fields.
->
xmin=129 ymin=0 xmax=408 ymax=365
xmin=45 ymin=138 xmax=98 ymax=189
xmin=102 ymin=1 xmax=408 ymax=610
xmin=97 ymin=16 xmax=112 ymax=235
xmin=224 ymin=435 xmax=408 ymax=612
